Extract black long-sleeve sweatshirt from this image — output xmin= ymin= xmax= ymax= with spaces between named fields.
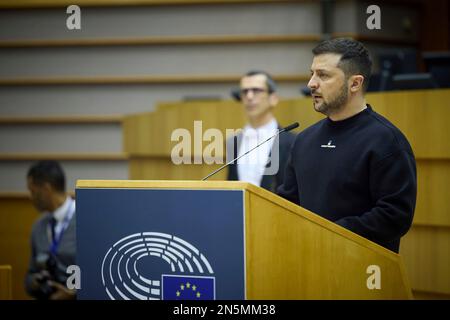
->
xmin=277 ymin=105 xmax=417 ymax=252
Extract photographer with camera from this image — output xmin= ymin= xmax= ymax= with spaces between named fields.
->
xmin=25 ymin=161 xmax=76 ymax=300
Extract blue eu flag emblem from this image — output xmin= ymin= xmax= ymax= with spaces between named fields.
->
xmin=162 ymin=275 xmax=215 ymax=300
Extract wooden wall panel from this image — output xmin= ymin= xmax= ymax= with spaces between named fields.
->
xmin=412 ymin=290 xmax=450 ymax=300
xmin=0 ymin=197 xmax=39 ymax=300
xmin=415 ymin=160 xmax=450 ymax=226
xmin=130 ymin=158 xmax=226 ymax=181
xmin=400 ymin=225 xmax=450 ymax=294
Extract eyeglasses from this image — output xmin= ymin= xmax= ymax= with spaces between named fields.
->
xmin=240 ymin=87 xmax=268 ymax=96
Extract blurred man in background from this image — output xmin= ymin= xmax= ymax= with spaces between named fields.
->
xmin=227 ymin=70 xmax=295 ymax=193
xmin=25 ymin=161 xmax=76 ymax=299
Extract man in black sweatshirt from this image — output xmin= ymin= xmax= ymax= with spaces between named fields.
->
xmin=277 ymin=38 xmax=417 ymax=253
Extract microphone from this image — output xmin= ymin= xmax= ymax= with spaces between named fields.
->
xmin=202 ymin=122 xmax=299 ymax=181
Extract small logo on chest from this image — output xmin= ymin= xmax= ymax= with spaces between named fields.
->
xmin=321 ymin=140 xmax=336 ymax=148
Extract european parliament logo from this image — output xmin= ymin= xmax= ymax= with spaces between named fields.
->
xmin=101 ymin=232 xmax=215 ymax=300
xmin=162 ymin=275 xmax=215 ymax=300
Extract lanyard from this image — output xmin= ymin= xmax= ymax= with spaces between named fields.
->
xmin=50 ymin=200 xmax=75 ymax=255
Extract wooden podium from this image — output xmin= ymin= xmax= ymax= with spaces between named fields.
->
xmin=76 ymin=180 xmax=412 ymax=300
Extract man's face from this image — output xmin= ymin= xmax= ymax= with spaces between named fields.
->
xmin=240 ymin=74 xmax=276 ymax=121
xmin=27 ymin=177 xmax=51 ymax=212
xmin=307 ymin=53 xmax=349 ymax=116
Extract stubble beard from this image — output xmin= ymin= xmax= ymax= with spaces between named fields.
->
xmin=313 ymin=82 xmax=348 ymax=117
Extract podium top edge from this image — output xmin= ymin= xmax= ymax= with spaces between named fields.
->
xmin=76 ymin=180 xmax=257 ymax=190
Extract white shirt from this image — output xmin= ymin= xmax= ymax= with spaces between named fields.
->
xmin=237 ymin=118 xmax=278 ymax=186
xmin=50 ymin=196 xmax=76 ymax=239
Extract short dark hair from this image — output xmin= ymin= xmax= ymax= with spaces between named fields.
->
xmin=231 ymin=70 xmax=277 ymax=101
xmin=312 ymin=38 xmax=372 ymax=91
xmin=27 ymin=160 xmax=66 ymax=192
xmin=244 ymin=70 xmax=277 ymax=93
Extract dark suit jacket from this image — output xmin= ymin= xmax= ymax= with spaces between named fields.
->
xmin=25 ymin=210 xmax=76 ymax=299
xmin=227 ymin=125 xmax=295 ymax=193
